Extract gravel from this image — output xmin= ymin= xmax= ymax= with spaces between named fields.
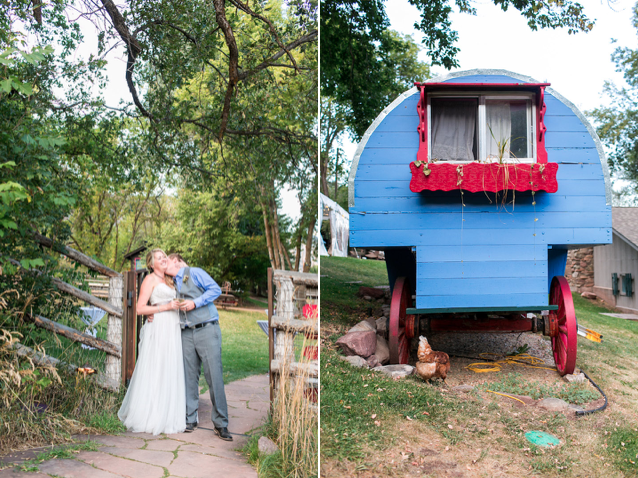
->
xmin=426 ymin=331 xmax=554 ymax=364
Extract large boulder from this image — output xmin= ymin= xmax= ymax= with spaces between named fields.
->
xmin=375 ymin=335 xmax=390 ymax=364
xmin=347 ymin=319 xmax=376 ymax=334
xmin=376 ymin=317 xmax=388 ymax=335
xmin=336 ymin=330 xmax=377 ymax=357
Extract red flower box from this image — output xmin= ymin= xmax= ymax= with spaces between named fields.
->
xmin=409 ymin=162 xmax=558 ymax=194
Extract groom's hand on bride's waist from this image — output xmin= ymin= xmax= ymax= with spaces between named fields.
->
xmin=179 ymin=300 xmax=196 ymax=312
xmin=146 ymin=314 xmax=154 ymax=323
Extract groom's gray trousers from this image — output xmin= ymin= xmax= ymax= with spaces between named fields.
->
xmin=181 ymin=321 xmax=228 ymax=428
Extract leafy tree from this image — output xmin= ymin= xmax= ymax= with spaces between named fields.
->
xmin=160 ymin=189 xmax=271 ymax=293
xmin=591 ymin=3 xmax=638 ymax=194
xmin=77 ymin=0 xmax=319 ymax=272
xmin=321 ymin=0 xmax=594 ymax=141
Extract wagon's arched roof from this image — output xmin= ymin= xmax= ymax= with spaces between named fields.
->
xmin=348 ymin=69 xmax=612 ymax=208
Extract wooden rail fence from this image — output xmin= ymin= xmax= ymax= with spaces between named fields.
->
xmin=267 ymin=269 xmax=318 ymax=404
xmin=15 ymin=234 xmax=125 ymax=390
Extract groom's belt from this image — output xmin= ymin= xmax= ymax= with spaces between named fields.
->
xmin=184 ymin=319 xmax=218 ymax=330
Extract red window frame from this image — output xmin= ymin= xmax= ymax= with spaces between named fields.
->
xmin=410 ymin=82 xmax=557 ymax=194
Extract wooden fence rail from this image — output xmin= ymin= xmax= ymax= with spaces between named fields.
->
xmin=11 ymin=343 xmax=120 ymax=391
xmin=25 ymin=314 xmax=122 ymax=358
xmin=32 ymin=233 xmax=121 ymax=278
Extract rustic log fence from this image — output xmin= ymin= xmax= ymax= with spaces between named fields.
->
xmin=15 ymin=234 xmax=126 ymax=390
xmin=267 ymin=268 xmax=318 ymax=404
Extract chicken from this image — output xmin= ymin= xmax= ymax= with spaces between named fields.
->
xmin=415 ymin=336 xmax=450 ymax=381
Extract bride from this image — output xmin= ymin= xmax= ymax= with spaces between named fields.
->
xmin=118 ymin=248 xmax=186 ymax=435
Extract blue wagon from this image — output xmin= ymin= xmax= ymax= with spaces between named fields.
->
xmin=348 ymin=69 xmax=612 ymax=375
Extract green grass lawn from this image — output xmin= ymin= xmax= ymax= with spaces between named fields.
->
xmin=219 ymin=308 xmax=269 ymax=383
xmin=244 ymin=296 xmax=269 ymax=308
xmin=321 ymin=255 xmax=638 ymax=477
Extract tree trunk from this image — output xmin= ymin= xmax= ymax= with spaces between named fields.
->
xmin=334 ymin=150 xmax=339 ymax=200
xmin=293 ymin=228 xmax=302 ymax=272
xmin=320 ymin=152 xmax=330 ymax=197
xmin=303 ymin=217 xmax=316 ymax=273
xmin=261 ymin=199 xmax=279 ymax=270
xmin=269 ymin=192 xmax=286 ymax=270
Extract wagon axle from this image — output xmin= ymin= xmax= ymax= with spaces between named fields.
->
xmin=388 ymin=276 xmax=578 ymax=376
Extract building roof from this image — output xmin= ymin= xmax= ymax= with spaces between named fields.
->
xmin=613 ymin=208 xmax=638 ymax=248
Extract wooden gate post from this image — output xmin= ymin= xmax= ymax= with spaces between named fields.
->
xmin=121 ymin=270 xmax=137 ymax=385
xmin=105 ymin=275 xmax=124 ymax=385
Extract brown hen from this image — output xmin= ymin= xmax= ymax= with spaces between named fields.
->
xmin=415 ymin=336 xmax=450 ymax=381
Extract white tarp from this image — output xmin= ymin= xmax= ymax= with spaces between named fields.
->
xmin=320 ymin=193 xmax=349 ymax=257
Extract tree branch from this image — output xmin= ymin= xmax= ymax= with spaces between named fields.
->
xmin=237 ymin=30 xmax=317 ymax=80
xmin=99 ymin=0 xmax=153 ymax=119
xmin=212 ymin=0 xmax=240 ymax=140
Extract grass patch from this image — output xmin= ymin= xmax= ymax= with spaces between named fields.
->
xmin=481 ymin=373 xmax=599 ymax=404
xmin=321 ymin=348 xmax=455 ymax=462
xmin=18 ymin=440 xmax=101 ymax=471
xmin=606 ymin=425 xmax=638 ymax=474
xmin=244 ymin=296 xmax=268 ymax=308
xmin=244 ymin=419 xmax=286 ymax=478
xmin=320 ymin=256 xmax=387 ymax=310
xmin=83 ymin=410 xmax=126 ymax=434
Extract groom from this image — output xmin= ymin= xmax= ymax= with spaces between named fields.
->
xmin=164 ymin=254 xmax=232 ymax=441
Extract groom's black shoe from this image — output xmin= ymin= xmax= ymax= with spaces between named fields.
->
xmin=185 ymin=422 xmax=198 ymax=433
xmin=214 ymin=426 xmax=233 ymax=441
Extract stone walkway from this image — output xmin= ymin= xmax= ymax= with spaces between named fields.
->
xmin=0 ymin=373 xmax=270 ymax=478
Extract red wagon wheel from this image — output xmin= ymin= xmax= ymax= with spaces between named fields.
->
xmin=389 ymin=277 xmax=411 ymax=364
xmin=549 ymin=276 xmax=578 ymax=376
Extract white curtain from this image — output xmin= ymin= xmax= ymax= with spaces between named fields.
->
xmin=431 ymin=101 xmax=476 ymax=161
xmin=486 ymin=102 xmax=511 ymax=161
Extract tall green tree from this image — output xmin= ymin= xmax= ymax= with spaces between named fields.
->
xmin=591 ymin=2 xmax=638 ymax=196
xmin=321 ymin=0 xmax=594 ymax=141
xmin=81 ymin=0 xmax=318 ymax=271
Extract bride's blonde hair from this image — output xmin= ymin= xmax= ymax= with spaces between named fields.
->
xmin=146 ymin=248 xmax=174 ymax=289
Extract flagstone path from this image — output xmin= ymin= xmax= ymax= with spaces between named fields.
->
xmin=0 ymin=373 xmax=270 ymax=478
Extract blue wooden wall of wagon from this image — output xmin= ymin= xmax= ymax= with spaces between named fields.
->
xmin=348 ymin=71 xmax=612 ymax=310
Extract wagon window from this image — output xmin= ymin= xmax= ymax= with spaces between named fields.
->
xmin=431 ymin=98 xmax=478 ymax=161
xmin=428 ymin=94 xmax=535 ymax=163
xmin=486 ymin=99 xmax=531 ymax=161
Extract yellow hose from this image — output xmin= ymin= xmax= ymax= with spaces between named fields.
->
xmin=486 ymin=390 xmax=526 ymax=404
xmin=466 ymin=352 xmax=556 ymax=373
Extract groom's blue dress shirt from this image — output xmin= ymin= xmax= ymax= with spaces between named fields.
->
xmin=174 ymin=267 xmax=222 ymax=319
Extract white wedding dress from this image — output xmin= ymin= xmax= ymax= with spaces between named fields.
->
xmin=118 ymin=283 xmax=186 ymax=435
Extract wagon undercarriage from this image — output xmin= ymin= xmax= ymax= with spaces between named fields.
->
xmin=387 ymin=275 xmax=578 ymax=376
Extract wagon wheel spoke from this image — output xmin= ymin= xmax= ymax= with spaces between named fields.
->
xmin=556 ymin=338 xmax=567 ymax=367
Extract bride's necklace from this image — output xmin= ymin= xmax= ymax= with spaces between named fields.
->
xmin=153 ymin=271 xmax=165 ymax=281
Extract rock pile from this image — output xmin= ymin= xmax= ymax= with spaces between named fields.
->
xmin=336 ymin=318 xmax=389 ymax=366
xmin=336 ymin=317 xmax=416 ymax=377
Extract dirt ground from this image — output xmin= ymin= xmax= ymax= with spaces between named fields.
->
xmin=321 ymin=330 xmax=630 ymax=478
